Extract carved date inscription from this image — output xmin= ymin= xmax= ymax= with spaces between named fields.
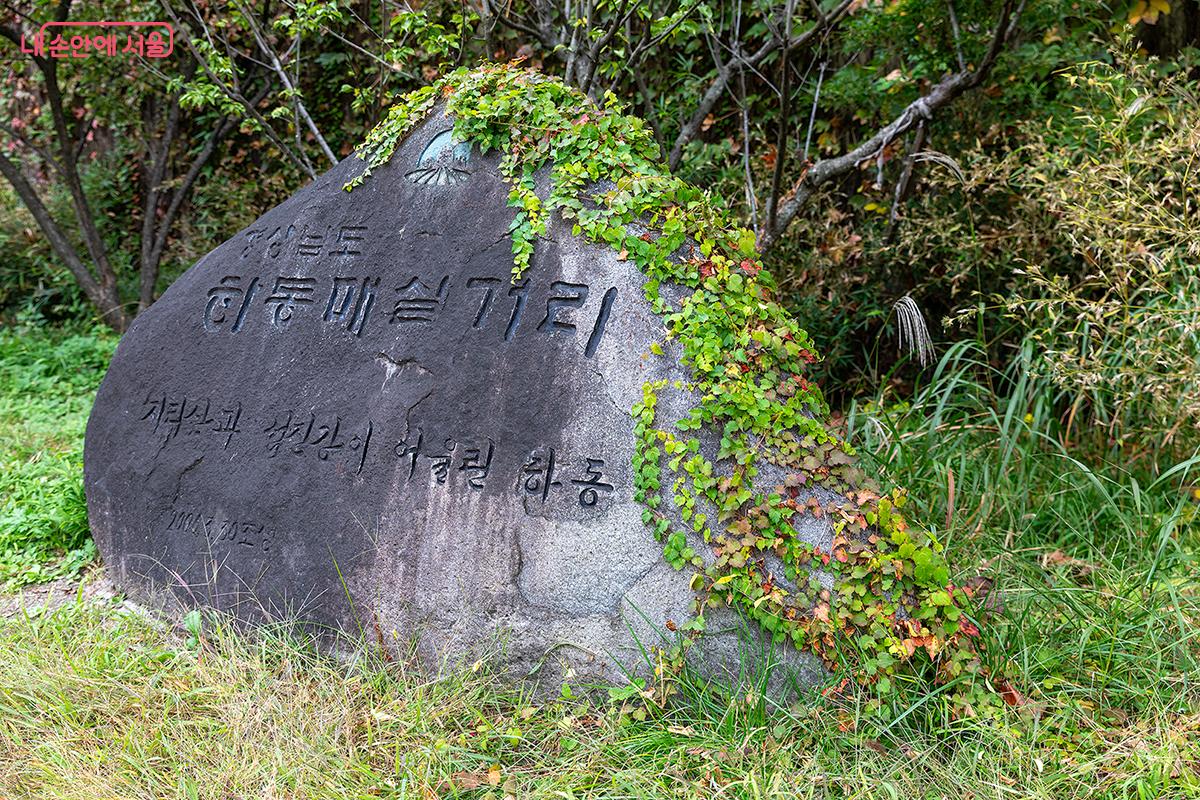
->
xmin=166 ymin=506 xmax=275 ymax=552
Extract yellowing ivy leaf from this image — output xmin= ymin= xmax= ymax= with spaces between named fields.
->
xmin=1128 ymin=0 xmax=1171 ymax=25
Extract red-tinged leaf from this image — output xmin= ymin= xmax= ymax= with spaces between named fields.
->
xmin=996 ymin=679 xmax=1025 ymax=707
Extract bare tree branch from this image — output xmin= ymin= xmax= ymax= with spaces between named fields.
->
xmin=766 ymin=0 xmax=796 ymax=231
xmin=138 ymin=91 xmax=182 ymax=311
xmin=758 ymin=0 xmax=1024 ymax=252
xmin=138 ymin=76 xmax=266 ymax=310
xmin=947 ymin=0 xmax=967 ymax=71
xmin=484 ymin=0 xmax=554 ymax=46
xmin=577 ymin=0 xmax=639 ymax=96
xmin=667 ymin=0 xmax=855 ymax=170
xmin=163 ymin=0 xmax=313 ymax=178
xmin=2 ymin=5 xmax=126 ymax=324
xmin=885 ymin=118 xmax=926 ymax=242
xmin=801 ymin=59 xmax=826 ymax=161
xmin=0 ymin=151 xmax=127 ymax=328
xmin=625 ymin=0 xmax=698 ymax=67
xmin=240 ymin=3 xmax=337 ymax=166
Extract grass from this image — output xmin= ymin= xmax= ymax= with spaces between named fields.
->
xmin=0 ymin=325 xmax=115 ymax=588
xmin=845 ymin=342 xmax=1200 ymax=724
xmin=1 ymin=599 xmax=1197 ymax=798
xmin=1 ymin=330 xmax=1199 ymax=798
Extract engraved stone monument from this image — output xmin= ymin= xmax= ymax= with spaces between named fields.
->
xmin=84 ymin=107 xmax=830 ymax=691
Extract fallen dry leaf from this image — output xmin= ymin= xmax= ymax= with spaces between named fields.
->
xmin=443 ymin=771 xmax=487 ymax=791
xmin=863 ymin=739 xmax=888 ymax=755
xmin=996 ymin=678 xmax=1027 ymax=708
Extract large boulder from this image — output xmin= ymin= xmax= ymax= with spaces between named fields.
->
xmin=84 ymin=106 xmax=830 ymax=692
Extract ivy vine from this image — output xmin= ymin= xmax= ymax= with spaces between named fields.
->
xmin=347 ymin=63 xmax=1002 ymax=716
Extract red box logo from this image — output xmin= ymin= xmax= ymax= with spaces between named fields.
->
xmin=20 ymin=21 xmax=174 ymax=60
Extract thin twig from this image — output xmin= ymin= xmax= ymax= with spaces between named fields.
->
xmin=947 ymin=0 xmax=967 ymax=71
xmin=767 ymin=0 xmax=795 ymax=230
xmin=802 ymin=59 xmax=826 ymax=162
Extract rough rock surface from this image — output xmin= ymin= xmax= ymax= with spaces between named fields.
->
xmin=84 ymin=109 xmax=832 ymax=693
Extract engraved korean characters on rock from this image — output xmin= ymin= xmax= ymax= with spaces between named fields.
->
xmin=392 ymin=432 xmax=615 ymax=509
xmin=263 ymin=410 xmax=373 ymax=475
xmin=137 ymin=395 xmax=619 ymax=512
xmin=203 ymin=267 xmax=618 ymax=354
xmin=182 ymin=209 xmax=626 ymax=512
xmin=140 ymin=392 xmax=243 ymax=449
xmin=203 ymin=214 xmax=620 ymax=351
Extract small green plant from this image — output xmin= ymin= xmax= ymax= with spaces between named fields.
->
xmin=181 ymin=609 xmax=204 ymax=651
xmin=0 ymin=326 xmax=115 ymax=588
xmin=348 ymin=63 xmax=1000 ymax=715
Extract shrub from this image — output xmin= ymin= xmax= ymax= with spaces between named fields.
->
xmin=1002 ymin=57 xmax=1200 ymax=447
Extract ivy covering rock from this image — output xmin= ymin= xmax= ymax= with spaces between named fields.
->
xmin=348 ymin=62 xmax=1001 ymax=716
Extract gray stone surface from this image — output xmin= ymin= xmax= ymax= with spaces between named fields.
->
xmin=84 ymin=108 xmax=832 ymax=694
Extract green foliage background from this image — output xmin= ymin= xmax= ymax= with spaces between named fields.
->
xmin=0 ymin=326 xmax=114 ymax=587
